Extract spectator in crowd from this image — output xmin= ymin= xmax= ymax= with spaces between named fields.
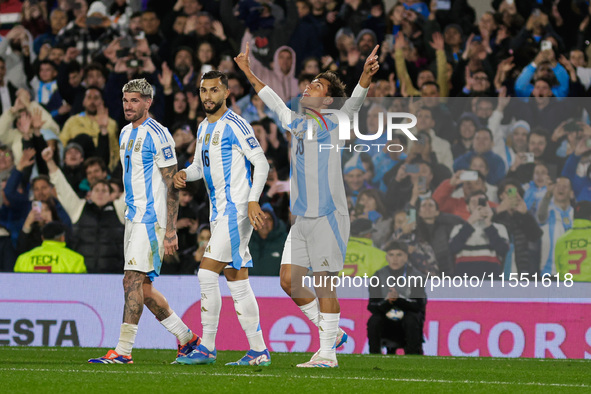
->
xmin=0 ymin=90 xmax=60 ymax=164
xmin=30 ymin=60 xmax=59 ymax=107
xmin=0 ymin=57 xmax=18 ymax=114
xmin=449 ymin=191 xmax=510 ymax=277
xmin=0 ymin=25 xmax=34 ymax=89
xmin=193 ymin=224 xmax=211 ymax=273
xmin=342 ymin=218 xmax=386 ymax=277
xmin=454 ymin=127 xmax=506 ymax=185
xmin=239 ymin=44 xmax=299 ymax=103
xmin=160 ymin=189 xmax=202 ymax=275
xmin=249 ymin=203 xmax=288 ymax=276
xmin=493 ymin=179 xmax=543 ymax=275
xmin=43 ymin=147 xmax=124 ymax=274
xmin=538 ymin=176 xmax=574 ymax=276
xmin=33 ymin=9 xmax=68 ymax=55
xmin=523 ymin=162 xmax=552 ymax=213
xmin=59 ymin=87 xmax=119 ymax=170
xmin=555 ymin=201 xmax=591 ymax=281
xmin=451 ymin=112 xmax=479 ymax=159
xmin=344 ymin=154 xmax=371 ymax=207
xmin=61 ymin=142 xmax=86 ymax=198
xmin=455 ymin=154 xmax=498 ymax=203
xmin=351 ymin=188 xmax=390 ymax=246
xmin=561 ymin=136 xmax=591 ymax=201
xmin=14 ymin=221 xmax=86 ymax=273
xmin=0 ymin=222 xmax=16 ymax=272
xmin=433 ymin=170 xmax=493 ymax=220
xmin=17 ymin=197 xmax=64 ymax=254
xmin=372 ymin=135 xmax=407 ymax=193
xmin=79 ymin=157 xmax=109 ymax=197
xmin=507 ymin=128 xmax=550 ymax=185
xmin=367 ymin=241 xmax=426 ymax=355
xmin=416 ymin=197 xmax=465 ymax=276
xmin=384 ymin=159 xmax=438 ymax=213
xmin=411 ymin=107 xmax=453 ymax=171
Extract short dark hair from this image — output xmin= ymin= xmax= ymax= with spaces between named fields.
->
xmin=421 ymin=81 xmax=439 ymax=91
xmin=42 ymin=221 xmax=67 ymax=241
xmin=84 ymin=63 xmax=107 ymax=80
xmin=476 ymin=127 xmax=493 ymax=140
xmin=32 ymin=175 xmax=53 ymax=189
xmin=298 ymin=73 xmax=315 ymax=84
xmin=91 ymin=179 xmax=113 ymax=193
xmin=38 ymin=60 xmax=58 ymax=72
xmin=201 ymin=70 xmax=228 ymax=89
xmin=528 ymin=128 xmax=549 ymax=143
xmin=384 ymin=240 xmax=409 ymax=255
xmin=314 ymin=71 xmax=346 ymax=98
xmin=465 ymin=190 xmax=487 ymax=204
xmin=83 ymin=157 xmax=107 ymax=173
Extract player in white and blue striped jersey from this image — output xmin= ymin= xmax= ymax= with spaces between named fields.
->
xmin=89 ymin=79 xmax=201 ymax=365
xmin=235 ymin=43 xmax=380 ymax=367
xmin=173 ymin=71 xmax=271 ymax=366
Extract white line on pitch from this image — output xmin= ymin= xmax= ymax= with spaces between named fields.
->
xmin=0 ymin=368 xmax=588 ymax=388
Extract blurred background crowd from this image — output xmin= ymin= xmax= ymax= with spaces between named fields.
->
xmin=2 ymin=0 xmax=591 ymax=284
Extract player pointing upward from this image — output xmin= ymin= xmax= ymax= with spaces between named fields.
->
xmin=89 ymin=79 xmax=201 ymax=364
xmin=173 ymin=71 xmax=271 ymax=366
xmin=235 ymin=43 xmax=380 ymax=367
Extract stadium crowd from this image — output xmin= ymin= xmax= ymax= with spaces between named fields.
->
xmin=2 ymin=0 xmax=591 ymax=308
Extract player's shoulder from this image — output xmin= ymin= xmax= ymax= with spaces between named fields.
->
xmin=142 ymin=118 xmax=172 ymax=143
xmin=223 ymin=110 xmax=253 ymax=136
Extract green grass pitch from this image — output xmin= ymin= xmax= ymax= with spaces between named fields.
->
xmin=1 ymin=347 xmax=590 ymax=393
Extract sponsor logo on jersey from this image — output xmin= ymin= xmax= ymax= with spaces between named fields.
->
xmin=212 ymin=132 xmax=220 ymax=145
xmin=321 ymin=259 xmax=329 ymax=267
xmin=162 ymin=146 xmax=174 ymax=160
xmin=246 ymin=136 xmax=259 ymax=149
xmin=204 ymin=134 xmax=211 ymax=145
xmin=127 ymin=258 xmax=137 ymax=266
xmin=120 ymin=142 xmax=125 ymax=150
xmin=205 ymin=245 xmax=211 ymax=253
xmin=134 ymin=137 xmax=143 ymax=152
xmin=127 ymin=139 xmax=134 ymax=152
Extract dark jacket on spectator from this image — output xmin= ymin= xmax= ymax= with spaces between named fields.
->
xmin=416 ymin=213 xmax=466 ymax=275
xmin=72 ymin=202 xmax=123 ymax=274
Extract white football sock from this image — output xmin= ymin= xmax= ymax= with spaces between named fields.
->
xmin=318 ymin=312 xmax=340 ymax=360
xmin=198 ymin=269 xmax=221 ymax=351
xmin=115 ymin=323 xmax=138 ymax=356
xmin=227 ymin=278 xmax=267 ymax=352
xmin=159 ymin=311 xmax=194 ymax=346
xmin=299 ymin=299 xmax=320 ymax=327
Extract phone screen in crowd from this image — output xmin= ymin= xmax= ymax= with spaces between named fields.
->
xmin=460 ymin=170 xmax=478 ymax=181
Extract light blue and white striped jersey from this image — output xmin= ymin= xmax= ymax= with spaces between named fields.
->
xmin=193 ymin=109 xmax=265 ymax=221
xmin=119 ymin=117 xmax=177 ymax=228
xmin=288 ymin=114 xmax=349 ymax=218
xmin=258 ymin=84 xmax=368 ymax=218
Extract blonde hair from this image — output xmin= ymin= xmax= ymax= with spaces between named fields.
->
xmin=122 ymin=78 xmax=153 ymax=99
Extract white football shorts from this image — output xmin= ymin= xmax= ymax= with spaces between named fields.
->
xmin=204 ymin=213 xmax=253 ymax=270
xmin=281 ymin=211 xmax=349 ymax=272
xmin=123 ymin=219 xmax=166 ymax=281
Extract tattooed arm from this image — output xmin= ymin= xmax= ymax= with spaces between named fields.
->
xmin=160 ymin=164 xmax=179 ymax=255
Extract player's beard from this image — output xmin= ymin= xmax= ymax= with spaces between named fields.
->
xmin=125 ymin=106 xmax=145 ymax=123
xmin=203 ymin=99 xmax=224 ymax=114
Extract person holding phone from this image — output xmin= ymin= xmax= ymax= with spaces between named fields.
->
xmin=493 ymin=180 xmax=543 ymax=275
xmin=433 ymin=169 xmax=494 ymax=220
xmin=449 ymin=192 xmax=509 ymax=277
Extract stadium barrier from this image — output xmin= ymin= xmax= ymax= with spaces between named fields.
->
xmin=1 ymin=273 xmax=590 ymax=358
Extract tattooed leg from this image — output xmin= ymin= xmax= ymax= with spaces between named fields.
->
xmin=123 ymin=270 xmax=145 ymax=324
xmin=143 ymin=278 xmax=172 ymax=322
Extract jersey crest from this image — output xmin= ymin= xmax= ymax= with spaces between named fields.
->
xmin=134 ymin=137 xmax=143 ymax=152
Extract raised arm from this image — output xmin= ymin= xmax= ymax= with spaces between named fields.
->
xmin=42 ymin=147 xmax=85 ymax=222
xmin=235 ymin=42 xmax=293 ymax=129
xmin=340 ymin=45 xmax=380 ymax=121
xmin=160 ymin=164 xmax=179 ymax=255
